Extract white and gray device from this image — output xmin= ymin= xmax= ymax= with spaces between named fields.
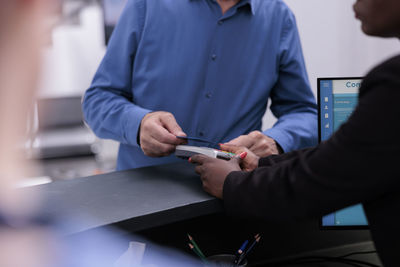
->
xmin=175 ymin=145 xmax=234 ymax=160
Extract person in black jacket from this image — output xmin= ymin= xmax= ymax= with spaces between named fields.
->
xmin=190 ymin=0 xmax=400 ymax=266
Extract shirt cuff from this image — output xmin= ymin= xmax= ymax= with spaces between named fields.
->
xmin=264 ymin=128 xmax=292 ymax=153
xmin=122 ymin=105 xmax=152 ymax=147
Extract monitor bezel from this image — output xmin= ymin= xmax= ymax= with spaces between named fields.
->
xmin=317 ymin=77 xmax=369 ymax=230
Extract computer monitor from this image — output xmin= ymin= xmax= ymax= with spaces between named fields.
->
xmin=101 ymin=0 xmax=127 ymax=44
xmin=318 ymin=77 xmax=369 ymax=229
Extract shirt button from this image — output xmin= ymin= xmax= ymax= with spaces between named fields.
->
xmin=218 ymin=20 xmax=223 ymax=25
xmin=211 ymin=54 xmax=217 ymax=61
xmin=199 ymin=132 xmax=204 ymax=137
xmin=205 ymin=92 xmax=212 ymax=99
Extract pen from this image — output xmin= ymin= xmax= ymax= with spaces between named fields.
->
xmin=187 ymin=234 xmax=206 ymax=259
xmin=188 ymin=243 xmax=208 ymax=264
xmin=234 ymin=240 xmax=249 ymax=264
xmin=237 ymin=234 xmax=261 ymax=265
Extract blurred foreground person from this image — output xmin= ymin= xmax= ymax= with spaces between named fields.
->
xmin=190 ymin=0 xmax=400 ymax=266
xmin=0 ymin=1 xmax=199 ymax=266
xmin=0 ymin=0 xmax=57 ymax=266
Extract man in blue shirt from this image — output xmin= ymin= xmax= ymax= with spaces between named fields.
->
xmin=83 ymin=0 xmax=318 ymax=170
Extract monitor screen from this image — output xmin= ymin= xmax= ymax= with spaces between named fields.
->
xmin=102 ymin=0 xmax=127 ymax=44
xmin=37 ymin=96 xmax=84 ymax=130
xmin=318 ymin=78 xmax=369 ymax=228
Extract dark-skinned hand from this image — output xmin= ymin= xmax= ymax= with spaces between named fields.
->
xmin=189 ymin=152 xmax=247 ymax=199
xmin=219 ymin=143 xmax=259 ymax=171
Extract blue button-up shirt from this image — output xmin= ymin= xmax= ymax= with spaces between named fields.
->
xmin=83 ymin=0 xmax=318 ymax=170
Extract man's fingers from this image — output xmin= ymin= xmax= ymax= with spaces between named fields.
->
xmin=141 ymin=137 xmax=176 ymax=157
xmin=219 ymin=143 xmax=244 ymax=154
xmin=248 ymin=145 xmax=265 ymax=156
xmin=149 ymin=122 xmax=185 ymax=145
xmin=159 ymin=113 xmax=186 ymax=137
xmin=225 ymin=135 xmax=255 ymax=148
xmin=248 ymin=134 xmax=279 ymax=157
xmin=225 ymin=136 xmax=244 ymax=146
xmin=139 ymin=111 xmax=187 ymax=157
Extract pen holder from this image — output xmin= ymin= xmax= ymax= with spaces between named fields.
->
xmin=204 ymin=254 xmax=248 ymax=267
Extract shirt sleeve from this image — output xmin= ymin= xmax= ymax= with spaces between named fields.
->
xmin=82 ymin=0 xmax=151 ymax=147
xmin=264 ymin=8 xmax=318 ymax=153
xmin=223 ymin=57 xmax=400 ymax=223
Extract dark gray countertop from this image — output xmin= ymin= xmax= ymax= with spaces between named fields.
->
xmin=38 ymin=161 xmax=223 ymax=235
xmin=34 ymin=162 xmax=380 ymax=266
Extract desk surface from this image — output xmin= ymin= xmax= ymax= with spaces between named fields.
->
xmin=39 ymin=161 xmax=223 ymax=235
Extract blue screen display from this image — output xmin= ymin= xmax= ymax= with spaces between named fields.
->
xmin=319 ymin=78 xmax=368 ymax=227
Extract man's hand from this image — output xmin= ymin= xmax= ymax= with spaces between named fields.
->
xmin=189 ymin=152 xmax=246 ymax=199
xmin=219 ymin=144 xmax=259 ymax=171
xmin=225 ymin=131 xmax=282 ymax=157
xmin=139 ymin=111 xmax=187 ymax=157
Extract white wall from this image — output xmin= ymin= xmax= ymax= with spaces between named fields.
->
xmin=39 ymin=5 xmax=105 ymax=98
xmin=38 ymin=2 xmax=400 ymax=127
xmin=262 ymin=0 xmax=400 ymax=129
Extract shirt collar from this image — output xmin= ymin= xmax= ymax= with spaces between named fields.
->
xmin=190 ymin=0 xmax=255 ymax=16
xmin=238 ymin=0 xmax=255 ymax=15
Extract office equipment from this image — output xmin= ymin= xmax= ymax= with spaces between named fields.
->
xmin=31 ymin=96 xmax=96 ymax=159
xmin=188 ymin=243 xmax=207 ymax=263
xmin=188 ymin=234 xmax=206 ymax=259
xmin=318 ymin=78 xmax=368 ymax=228
xmin=237 ymin=234 xmax=261 ymax=265
xmin=176 ymin=136 xmax=219 ymax=148
xmin=234 ymin=240 xmax=249 ymax=264
xmin=101 ymin=0 xmax=127 ymax=44
xmin=175 ymin=145 xmax=235 ymax=160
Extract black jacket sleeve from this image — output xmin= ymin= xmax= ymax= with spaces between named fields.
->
xmin=223 ymin=55 xmax=400 ymax=223
xmin=258 ymin=147 xmax=317 ymax=167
